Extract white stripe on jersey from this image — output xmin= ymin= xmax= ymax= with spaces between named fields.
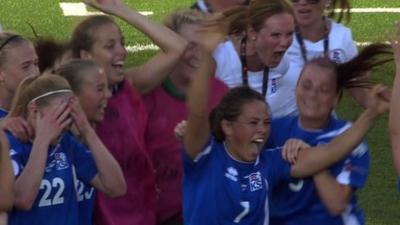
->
xmin=315 ymin=122 xmax=352 ymax=140
xmin=263 ymin=179 xmax=270 ymax=225
xmin=193 ymin=144 xmax=213 ymax=163
xmin=341 ymin=205 xmax=361 ymax=225
xmin=336 ymin=159 xmax=351 ymax=185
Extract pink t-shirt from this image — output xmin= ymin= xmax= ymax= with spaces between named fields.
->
xmin=95 ymin=80 xmax=156 ymax=225
xmin=143 ymin=77 xmax=228 ymax=224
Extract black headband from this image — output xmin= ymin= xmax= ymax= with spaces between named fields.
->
xmin=0 ymin=35 xmax=20 ymax=51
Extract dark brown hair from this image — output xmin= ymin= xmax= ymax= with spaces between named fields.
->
xmin=302 ymin=43 xmax=393 ymax=95
xmin=327 ymin=0 xmax=351 ymax=23
xmin=209 ymin=86 xmax=267 ymax=142
xmin=70 ymin=15 xmax=117 ymax=58
xmin=35 ymin=38 xmax=70 ymax=73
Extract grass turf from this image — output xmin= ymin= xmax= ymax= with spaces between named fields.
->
xmin=1 ymin=0 xmax=399 ymax=224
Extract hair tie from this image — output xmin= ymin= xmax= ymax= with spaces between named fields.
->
xmin=0 ymin=35 xmax=20 ymax=51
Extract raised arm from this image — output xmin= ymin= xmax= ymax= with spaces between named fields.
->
xmin=69 ymin=98 xmax=126 ymax=197
xmin=291 ymin=84 xmax=389 ymax=177
xmin=183 ymin=22 xmax=224 ymax=160
xmin=0 ymin=130 xmax=13 ymax=211
xmin=389 ymin=23 xmax=400 ymax=177
xmin=83 ymin=0 xmax=187 ymax=94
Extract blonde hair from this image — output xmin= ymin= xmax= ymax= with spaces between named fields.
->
xmin=8 ymin=73 xmax=72 ymax=118
xmin=0 ymin=32 xmax=31 ymax=67
xmin=164 ymin=9 xmax=206 ymax=32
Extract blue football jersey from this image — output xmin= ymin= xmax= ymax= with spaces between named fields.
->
xmin=267 ymin=116 xmax=369 ymax=225
xmin=0 ymin=108 xmax=8 ymax=119
xmin=7 ymin=131 xmax=98 ymax=225
xmin=183 ymin=137 xmax=291 ymax=225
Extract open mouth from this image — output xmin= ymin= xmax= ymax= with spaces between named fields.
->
xmin=111 ymin=61 xmax=124 ymax=74
xmin=251 ymin=138 xmax=265 ymax=151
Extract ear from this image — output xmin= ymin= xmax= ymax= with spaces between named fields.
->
xmin=221 ymin=119 xmax=233 ymax=137
xmin=80 ymin=49 xmax=93 ymax=59
xmin=246 ymin=25 xmax=258 ymax=41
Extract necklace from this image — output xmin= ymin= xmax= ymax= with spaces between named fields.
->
xmin=295 ymin=16 xmax=330 ymax=62
xmin=239 ymin=36 xmax=269 ymax=98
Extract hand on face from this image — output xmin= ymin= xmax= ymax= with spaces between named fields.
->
xmin=83 ymin=0 xmax=127 ymax=15
xmin=69 ymin=97 xmax=92 ymax=135
xmin=282 ymin=138 xmax=310 ymax=164
xmin=35 ymin=99 xmax=72 ymax=144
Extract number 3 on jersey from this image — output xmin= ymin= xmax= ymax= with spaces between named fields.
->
xmin=288 ymin=179 xmax=304 ymax=192
xmin=38 ymin=178 xmax=65 ymax=207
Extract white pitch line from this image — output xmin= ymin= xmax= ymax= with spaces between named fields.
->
xmin=125 ymin=41 xmax=388 ymax=53
xmin=334 ymin=8 xmax=400 ymax=13
xmin=59 ymin=3 xmax=153 ymax=16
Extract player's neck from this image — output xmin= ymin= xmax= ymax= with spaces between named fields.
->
xmin=299 ymin=18 xmax=327 ymax=43
xmin=299 ymin=115 xmax=329 ymax=130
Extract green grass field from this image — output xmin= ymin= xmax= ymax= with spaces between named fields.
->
xmin=1 ymin=0 xmax=400 ymax=224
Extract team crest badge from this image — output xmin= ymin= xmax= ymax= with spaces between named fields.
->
xmin=248 ymin=172 xmax=263 ymax=192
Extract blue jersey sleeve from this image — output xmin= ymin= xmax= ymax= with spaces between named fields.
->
xmin=66 ymin=134 xmax=97 ymax=184
xmin=182 ymin=136 xmax=215 ymax=170
xmin=6 ymin=133 xmax=26 ymax=178
xmin=335 ymin=141 xmax=369 ymax=189
xmin=263 ymin=148 xmax=291 ymax=189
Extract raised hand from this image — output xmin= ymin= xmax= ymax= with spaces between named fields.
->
xmin=282 ymin=139 xmax=310 ymax=164
xmin=174 ymin=120 xmax=187 ymax=140
xmin=69 ymin=97 xmax=93 ymax=137
xmin=82 ymin=0 xmax=127 ymax=15
xmin=35 ymin=100 xmax=72 ymax=144
xmin=196 ymin=17 xmax=227 ymax=53
xmin=366 ymin=84 xmax=390 ymax=118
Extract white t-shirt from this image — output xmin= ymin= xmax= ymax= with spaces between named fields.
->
xmin=213 ymin=40 xmax=296 ymax=118
xmin=287 ymin=20 xmax=358 ymax=67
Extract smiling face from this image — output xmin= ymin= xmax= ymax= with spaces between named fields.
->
xmin=223 ymin=100 xmax=271 ymax=162
xmin=249 ymin=12 xmax=295 ymax=68
xmin=85 ymin=22 xmax=127 ymax=87
xmin=296 ymin=62 xmax=338 ymax=128
xmin=76 ymin=68 xmax=111 ymax=123
xmin=0 ymin=41 xmax=39 ymax=96
xmin=292 ymin=0 xmax=327 ymax=27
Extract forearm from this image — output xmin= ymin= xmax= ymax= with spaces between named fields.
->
xmin=83 ymin=128 xmax=126 ymax=197
xmin=0 ymin=137 xmax=14 ymax=211
xmin=389 ymin=64 xmax=400 ymax=175
xmin=313 ymin=171 xmax=352 ymax=216
xmin=184 ymin=52 xmax=214 ymax=159
xmin=292 ymin=110 xmax=375 ymax=177
xmin=14 ymin=137 xmax=49 ymax=210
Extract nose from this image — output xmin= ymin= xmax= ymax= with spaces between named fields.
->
xmin=280 ymin=34 xmax=293 ymax=50
xmin=116 ymin=42 xmax=127 ymax=59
